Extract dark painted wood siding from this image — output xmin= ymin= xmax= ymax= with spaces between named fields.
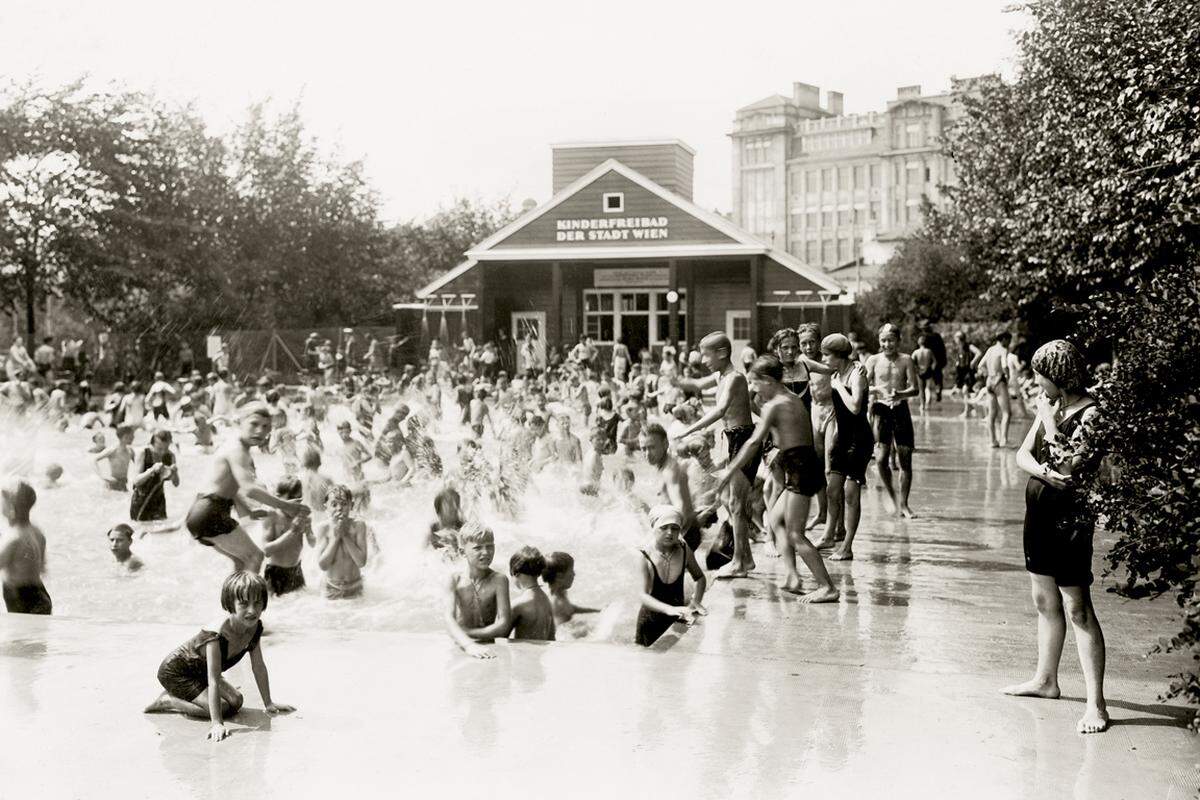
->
xmin=553 ymin=144 xmax=694 ymax=199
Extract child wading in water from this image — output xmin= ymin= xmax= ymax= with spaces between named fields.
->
xmin=130 ymin=429 xmax=179 ymax=528
xmin=444 ymin=521 xmax=511 ymax=659
xmin=635 ymin=505 xmax=707 ymax=647
xmin=145 ymin=571 xmax=294 ymax=741
xmin=542 ymin=551 xmax=598 ymax=627
xmin=315 ymin=484 xmax=368 ymax=599
xmin=1002 ymin=339 xmax=1108 ymax=734
xmin=107 ymin=523 xmax=143 ymax=571
xmin=508 ymin=546 xmax=556 ymax=641
xmin=262 ymin=476 xmax=314 ymax=596
xmin=0 ymin=478 xmax=52 ymax=614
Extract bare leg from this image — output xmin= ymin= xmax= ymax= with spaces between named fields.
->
xmin=145 ymin=678 xmax=242 ymax=718
xmin=785 ymin=491 xmax=838 ymax=603
xmin=997 ymin=389 xmax=1012 ymax=447
xmin=897 ymin=445 xmax=916 ymax=518
xmin=1061 ymin=587 xmax=1109 ymax=733
xmin=875 ymin=441 xmax=898 ymax=514
xmin=813 ymin=472 xmax=843 ymax=549
xmin=987 ymin=393 xmax=1000 ymax=445
xmin=808 ymin=486 xmax=828 ymax=531
xmin=721 ymin=472 xmax=755 ymax=576
xmin=771 ymin=493 xmax=800 ymax=590
xmin=831 ymin=479 xmax=861 ymax=560
xmin=208 ymin=526 xmax=264 ymax=573
xmin=1002 ymin=575 xmax=1065 ymax=698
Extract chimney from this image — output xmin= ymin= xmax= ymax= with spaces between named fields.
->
xmin=792 ymin=82 xmax=821 ymax=111
xmin=825 ymin=90 xmax=844 ymax=116
xmin=897 ymin=85 xmax=922 ymax=100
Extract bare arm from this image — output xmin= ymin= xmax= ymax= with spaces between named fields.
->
xmin=205 ymin=640 xmax=225 ymax=732
xmin=248 ymin=644 xmax=274 ymax=707
xmin=834 ymin=366 xmax=869 ymax=415
xmin=678 ymin=373 xmax=737 ymax=439
xmin=316 ymin=527 xmax=340 ymax=570
xmin=228 ymin=451 xmax=306 ymax=514
xmin=443 ymin=575 xmax=481 ymax=652
xmin=684 ymin=546 xmax=707 ymax=609
xmin=900 ymin=357 xmax=920 ymax=399
xmin=339 ymin=521 xmax=368 ymax=568
xmin=799 ymin=355 xmax=833 ymax=375
xmin=468 ymin=574 xmax=512 ymax=640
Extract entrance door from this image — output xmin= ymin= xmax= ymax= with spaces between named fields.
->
xmin=512 ymin=312 xmax=546 ymax=371
xmin=726 ymin=310 xmax=752 ymax=371
xmin=620 ymin=314 xmax=650 ymax=364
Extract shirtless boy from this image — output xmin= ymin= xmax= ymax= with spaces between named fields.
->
xmin=94 ymin=423 xmax=135 ymax=491
xmin=912 ymin=334 xmax=937 ymax=412
xmin=262 ymin=476 xmax=315 ymax=596
xmin=864 ymin=323 xmax=920 ymax=517
xmin=443 ymin=522 xmax=512 ymax=659
xmin=677 ymin=331 xmax=757 ymax=577
xmin=508 ymin=546 xmax=555 ymax=641
xmin=337 ymin=421 xmax=371 ymax=484
xmin=468 ymin=387 xmax=492 ymax=439
xmin=0 ymin=478 xmax=52 ymax=614
xmin=107 ymin=523 xmax=144 ymax=572
xmin=981 ymin=331 xmax=1015 ymax=447
xmin=315 ymin=484 xmax=367 ymax=599
xmin=717 ymin=356 xmax=838 ymax=602
xmin=184 ymin=403 xmax=309 ymax=572
xmin=639 ymin=424 xmax=702 ymax=552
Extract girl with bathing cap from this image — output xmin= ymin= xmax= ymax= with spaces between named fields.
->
xmin=635 ymin=505 xmax=708 ymax=647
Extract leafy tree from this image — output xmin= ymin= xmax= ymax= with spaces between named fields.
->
xmin=930 ymin=0 xmax=1200 ymax=722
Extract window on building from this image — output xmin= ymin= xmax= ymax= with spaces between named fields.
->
xmin=807 ymin=170 xmax=819 ymax=195
xmin=584 ymin=290 xmax=686 ymax=346
xmin=854 ymin=165 xmax=865 ymax=189
xmin=821 ymin=238 xmax=834 ymax=265
xmin=838 ymin=167 xmax=850 ymax=191
xmin=839 ymin=238 xmax=851 ymax=263
xmin=821 ymin=168 xmax=833 ymax=192
xmin=905 ymin=121 xmax=922 ymax=148
xmin=870 ymin=201 xmax=880 ymax=222
xmin=853 ymin=238 xmax=863 ymax=260
xmin=854 ymin=207 xmax=865 ymax=225
xmin=742 ymin=168 xmax=776 ymax=236
xmin=805 ymin=239 xmax=819 ymax=263
xmin=838 ymin=208 xmax=851 ymax=225
xmin=894 ymin=161 xmax=902 ymax=184
xmin=925 ymin=165 xmax=932 ymax=183
xmin=602 ymin=193 xmax=624 ymax=213
xmin=806 ymin=210 xmax=818 ymax=228
xmin=821 ymin=210 xmax=833 ymax=226
xmin=906 ymin=160 xmax=923 ymax=185
xmin=730 ymin=315 xmax=751 ymax=341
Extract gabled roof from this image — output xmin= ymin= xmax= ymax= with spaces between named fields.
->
xmin=417 ymin=159 xmax=843 ymax=298
xmin=737 ymin=94 xmax=791 ymax=113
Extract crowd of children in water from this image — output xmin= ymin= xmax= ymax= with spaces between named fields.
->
xmin=0 ymin=322 xmax=1112 ymax=737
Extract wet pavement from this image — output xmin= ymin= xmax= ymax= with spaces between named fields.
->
xmin=2 ymin=407 xmax=1197 ymax=798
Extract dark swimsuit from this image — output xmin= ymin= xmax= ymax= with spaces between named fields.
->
xmin=871 ymin=402 xmax=915 ymax=449
xmin=635 ymin=547 xmax=686 ymax=647
xmin=2 ymin=580 xmax=52 ymax=615
xmin=130 ymin=448 xmax=174 ymax=522
xmin=157 ymin=620 xmax=263 ymax=701
xmin=264 ymin=563 xmax=306 ymax=596
xmin=778 ymin=445 xmax=825 ymax=496
xmin=724 ymin=425 xmax=761 ymax=483
xmin=828 ymin=374 xmax=874 ymax=485
xmin=185 ymin=494 xmax=238 ymax=545
xmin=1023 ymin=402 xmax=1098 ymax=587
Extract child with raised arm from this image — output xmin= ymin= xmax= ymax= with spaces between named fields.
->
xmin=543 ymin=551 xmax=598 ymax=625
xmin=0 ymin=478 xmax=52 ymax=614
xmin=106 ymin=523 xmax=143 ymax=572
xmin=508 ymin=546 xmax=556 ymax=641
xmin=444 ymin=521 xmax=512 ymax=659
xmin=145 ymin=571 xmax=294 ymax=741
xmin=716 ymin=355 xmax=839 ymax=602
xmin=315 ymin=484 xmax=368 ymax=600
xmin=94 ymin=423 xmax=135 ymax=491
xmin=635 ymin=505 xmax=707 ymax=646
xmin=1002 ymin=340 xmax=1108 ymax=734
xmin=262 ymin=476 xmax=314 ymax=596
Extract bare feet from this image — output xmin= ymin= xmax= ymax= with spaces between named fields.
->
xmin=1000 ymin=678 xmax=1061 ymax=699
xmin=806 ymin=516 xmax=826 ymax=531
xmin=811 ymin=534 xmax=835 ymax=549
xmin=781 ymin=579 xmax=804 ymax=595
xmin=829 ymin=547 xmax=853 ymax=561
xmin=144 ymin=691 xmax=192 ymax=714
xmin=799 ymin=586 xmax=839 ymax=604
xmin=716 ymin=563 xmax=750 ymax=580
xmin=1077 ymin=704 xmax=1110 ymax=734
xmin=899 ymin=505 xmax=917 ymax=519
xmin=883 ymin=495 xmax=898 ymax=514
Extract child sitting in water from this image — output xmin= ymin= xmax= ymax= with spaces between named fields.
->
xmin=144 ymin=571 xmax=294 ymax=741
xmin=315 ymin=484 xmax=368 ymax=600
xmin=429 ymin=486 xmax=464 ymax=553
xmin=93 ymin=423 xmax=136 ymax=491
xmin=261 ymin=476 xmax=314 ymax=596
xmin=542 ymin=551 xmax=598 ymax=625
xmin=107 ymin=523 xmax=143 ymax=571
xmin=0 ymin=478 xmax=52 ymax=614
xmin=508 ymin=546 xmax=556 ymax=641
xmin=443 ymin=521 xmax=511 ymax=659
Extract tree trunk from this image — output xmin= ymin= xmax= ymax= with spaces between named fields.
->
xmin=24 ymin=263 xmax=36 ymax=344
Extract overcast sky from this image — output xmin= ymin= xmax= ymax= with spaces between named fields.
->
xmin=2 ymin=0 xmax=1023 ymax=222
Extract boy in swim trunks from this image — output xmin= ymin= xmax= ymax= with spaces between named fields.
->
xmin=677 ymin=331 xmax=758 ymax=578
xmin=508 ymin=546 xmax=556 ymax=641
xmin=865 ymin=323 xmax=920 ymax=518
xmin=981 ymin=331 xmax=1015 ymax=447
xmin=315 ymin=484 xmax=367 ymax=599
xmin=912 ymin=334 xmax=936 ymax=412
xmin=93 ymin=423 xmax=135 ymax=491
xmin=262 ymin=476 xmax=314 ymax=596
xmin=0 ymin=478 xmax=52 ymax=614
xmin=185 ymin=403 xmax=309 ymax=572
xmin=717 ymin=356 xmax=838 ymax=602
xmin=444 ymin=522 xmax=511 ymax=659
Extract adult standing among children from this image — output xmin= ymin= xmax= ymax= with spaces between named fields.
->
xmin=864 ymin=323 xmax=920 ymax=517
xmin=1001 ymin=339 xmax=1108 ymax=734
xmin=6 ymin=336 xmax=36 ymax=380
xmin=33 ymin=336 xmax=56 ymax=379
xmin=952 ymin=331 xmax=983 ymax=400
xmin=611 ymin=336 xmax=631 ymax=383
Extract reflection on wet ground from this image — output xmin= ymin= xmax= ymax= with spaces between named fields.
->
xmin=1 ymin=407 xmax=1197 ymax=798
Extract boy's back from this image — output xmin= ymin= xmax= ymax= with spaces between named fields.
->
xmin=510 ymin=584 xmax=556 ymax=641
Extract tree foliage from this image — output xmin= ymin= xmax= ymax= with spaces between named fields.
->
xmin=931 ymin=0 xmax=1200 ymax=722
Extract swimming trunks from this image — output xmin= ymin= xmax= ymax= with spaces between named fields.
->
xmin=323 ymin=575 xmax=363 ymax=600
xmin=778 ymin=445 xmax=825 ymax=496
xmin=681 ymin=520 xmax=702 ymax=552
xmin=264 ymin=563 xmax=306 ymax=596
xmin=724 ymin=425 xmax=761 ymax=484
xmin=635 ymin=548 xmax=686 ymax=647
xmin=185 ymin=494 xmax=238 ymax=545
xmin=157 ymin=620 xmax=262 ymax=701
xmin=2 ymin=580 xmax=52 ymax=615
xmin=871 ymin=402 xmax=915 ymax=449
xmin=918 ymin=367 xmax=934 ymax=381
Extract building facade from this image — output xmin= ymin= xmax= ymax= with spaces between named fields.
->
xmin=730 ymin=79 xmax=981 ymax=273
xmin=415 ymin=141 xmax=849 ymax=365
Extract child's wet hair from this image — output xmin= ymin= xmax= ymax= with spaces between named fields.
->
xmin=542 ymin=551 xmax=574 ymax=584
xmin=220 ymin=570 xmax=269 ymax=613
xmin=433 ymin=486 xmax=461 ymax=517
xmin=749 ymin=354 xmax=784 ymax=382
xmin=151 ymin=429 xmax=173 ymax=445
xmin=327 ymin=483 xmax=352 ymax=507
xmin=458 ymin=521 xmax=493 ymax=547
xmin=509 ymin=545 xmax=546 ymax=577
xmin=1 ymin=477 xmax=37 ymax=523
xmin=275 ymin=475 xmax=302 ymax=500
xmin=301 ymin=447 xmax=322 ymax=469
xmin=107 ymin=523 xmax=133 ymax=540
xmin=116 ymin=423 xmax=136 ymax=439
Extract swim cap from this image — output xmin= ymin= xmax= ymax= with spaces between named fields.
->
xmin=821 ymin=333 xmax=852 ymax=358
xmin=1031 ymin=339 xmax=1087 ymax=393
xmin=648 ymin=504 xmax=683 ymax=530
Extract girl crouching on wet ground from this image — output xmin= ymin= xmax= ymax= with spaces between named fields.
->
xmin=145 ymin=571 xmax=294 ymax=742
xmin=1001 ymin=339 xmax=1108 ymax=735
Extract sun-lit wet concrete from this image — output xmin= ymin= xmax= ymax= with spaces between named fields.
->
xmin=2 ymin=407 xmax=1197 ymax=798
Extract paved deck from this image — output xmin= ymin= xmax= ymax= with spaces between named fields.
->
xmin=2 ymin=409 xmax=1197 ymax=799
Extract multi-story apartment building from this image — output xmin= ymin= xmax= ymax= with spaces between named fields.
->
xmin=730 ymin=79 xmax=980 ymax=271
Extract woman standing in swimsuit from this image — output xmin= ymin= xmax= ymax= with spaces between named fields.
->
xmin=130 ymin=429 xmax=178 ymax=527
xmin=635 ymin=505 xmax=707 ymax=647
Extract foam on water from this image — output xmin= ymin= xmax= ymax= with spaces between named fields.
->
xmin=1 ymin=398 xmax=657 ymax=642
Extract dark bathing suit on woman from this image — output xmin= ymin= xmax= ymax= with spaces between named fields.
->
xmin=635 ymin=547 xmax=686 ymax=647
xmin=157 ymin=619 xmax=263 ymax=701
xmin=828 ymin=375 xmax=874 ymax=485
xmin=131 ymin=447 xmax=174 ymax=522
xmin=185 ymin=494 xmax=238 ymax=546
xmin=1023 ymin=401 xmax=1098 ymax=587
